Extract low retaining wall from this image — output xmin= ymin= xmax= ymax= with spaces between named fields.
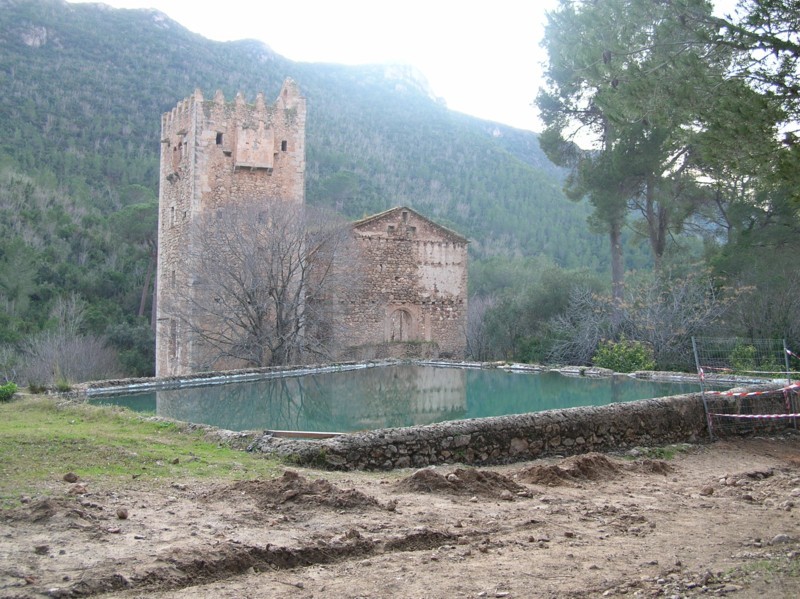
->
xmin=75 ymin=360 xmax=620 ymax=397
xmin=72 ymin=360 xmax=793 ymax=471
xmin=77 ymin=361 xmax=394 ymax=396
xmin=249 ymin=389 xmax=792 ymax=471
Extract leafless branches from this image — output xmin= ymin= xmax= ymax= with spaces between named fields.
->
xmin=465 ymin=294 xmax=496 ymax=362
xmin=548 ymin=270 xmax=736 ymax=369
xmin=17 ymin=295 xmax=121 ymax=386
xmin=176 ymin=204 xmax=360 ymax=369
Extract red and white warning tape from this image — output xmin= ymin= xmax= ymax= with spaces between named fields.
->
xmin=703 ymin=382 xmax=800 ymax=398
xmin=712 ymin=413 xmax=800 ymax=420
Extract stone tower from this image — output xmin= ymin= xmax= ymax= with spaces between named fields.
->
xmin=155 ymin=79 xmax=306 ymax=377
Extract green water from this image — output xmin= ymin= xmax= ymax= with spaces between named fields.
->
xmin=89 ymin=365 xmax=706 ymax=433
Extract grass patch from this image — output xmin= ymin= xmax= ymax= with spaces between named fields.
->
xmin=625 ymin=443 xmax=694 ymax=461
xmin=730 ymin=556 xmax=800 ymax=585
xmin=0 ymin=395 xmax=283 ymax=506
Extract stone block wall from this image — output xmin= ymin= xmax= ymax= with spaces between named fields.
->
xmin=250 ymin=389 xmax=792 ymax=470
xmin=156 ymin=80 xmax=306 ymax=377
xmin=333 ymin=207 xmax=468 ymax=359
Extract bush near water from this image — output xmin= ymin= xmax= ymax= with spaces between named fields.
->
xmin=592 ymin=337 xmax=656 ymax=373
xmin=0 ymin=382 xmax=17 ymax=403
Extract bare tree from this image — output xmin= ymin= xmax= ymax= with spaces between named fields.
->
xmin=465 ymin=294 xmax=496 ymax=361
xmin=177 ymin=204 xmax=360 ymax=370
xmin=621 ymin=270 xmax=737 ymax=369
xmin=548 ymin=270 xmax=736 ymax=369
xmin=18 ymin=294 xmax=121 ymax=386
xmin=547 ymin=287 xmax=612 ymax=366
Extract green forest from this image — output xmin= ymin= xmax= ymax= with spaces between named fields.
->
xmin=0 ymin=0 xmax=798 ymax=386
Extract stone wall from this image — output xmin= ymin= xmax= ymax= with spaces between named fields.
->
xmin=248 ymin=389 xmax=791 ymax=470
xmin=340 ymin=341 xmax=442 ymax=361
xmin=155 ymin=81 xmax=469 ymax=375
xmin=334 ymin=207 xmax=468 ymax=359
xmin=155 ymin=80 xmax=307 ymax=377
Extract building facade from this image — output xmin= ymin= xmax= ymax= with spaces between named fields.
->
xmin=332 ymin=206 xmax=468 ymax=360
xmin=155 ymin=80 xmax=466 ymax=376
xmin=155 ymin=80 xmax=307 ymax=376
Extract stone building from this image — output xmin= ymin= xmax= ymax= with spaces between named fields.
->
xmin=155 ymin=80 xmax=306 ymax=376
xmin=155 ymin=79 xmax=467 ymax=376
xmin=332 ymin=206 xmax=468 ymax=360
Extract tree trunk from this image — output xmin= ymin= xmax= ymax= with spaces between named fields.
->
xmin=645 ymin=174 xmax=668 ymax=272
xmin=609 ymin=219 xmax=624 ymax=327
xmin=139 ymin=250 xmax=155 ymax=319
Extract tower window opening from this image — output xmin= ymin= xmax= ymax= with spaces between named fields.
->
xmin=281 ymin=140 xmax=288 ymax=151
xmin=216 ymin=132 xmax=223 ymax=145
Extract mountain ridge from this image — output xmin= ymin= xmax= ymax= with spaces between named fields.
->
xmin=1 ymin=0 xmax=596 ymax=258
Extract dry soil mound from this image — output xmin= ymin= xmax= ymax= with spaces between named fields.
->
xmin=394 ymin=467 xmax=529 ymax=499
xmin=517 ymin=453 xmax=621 ymax=486
xmin=223 ymin=470 xmax=380 ymax=510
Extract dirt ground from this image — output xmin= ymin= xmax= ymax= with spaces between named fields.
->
xmin=2 ymin=435 xmax=800 ymax=598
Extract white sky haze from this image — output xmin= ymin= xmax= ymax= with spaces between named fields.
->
xmin=68 ymin=0 xmax=740 ymax=132
xmin=68 ymin=0 xmax=556 ymax=131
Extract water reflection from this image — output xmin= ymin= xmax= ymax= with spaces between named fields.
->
xmin=92 ymin=366 xmax=703 ymax=433
xmin=465 ymin=370 xmax=700 ymax=418
xmin=156 ymin=365 xmax=467 ymax=432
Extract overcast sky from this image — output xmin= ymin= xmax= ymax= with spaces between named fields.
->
xmin=66 ymin=0 xmax=558 ymax=131
xmin=68 ymin=0 xmax=740 ymax=133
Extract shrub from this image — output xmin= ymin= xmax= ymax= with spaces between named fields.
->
xmin=0 ymin=382 xmax=18 ymax=402
xmin=729 ymin=343 xmax=784 ymax=377
xmin=18 ymin=331 xmax=120 ymax=386
xmin=592 ymin=337 xmax=656 ymax=373
xmin=16 ymin=294 xmax=121 ymax=386
xmin=730 ymin=343 xmax=757 ymax=374
xmin=55 ymin=379 xmax=72 ymax=393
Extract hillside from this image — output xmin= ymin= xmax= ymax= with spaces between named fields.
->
xmin=0 ymin=0 xmax=611 ymax=259
xmin=0 ymin=0 xmax=634 ymax=373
